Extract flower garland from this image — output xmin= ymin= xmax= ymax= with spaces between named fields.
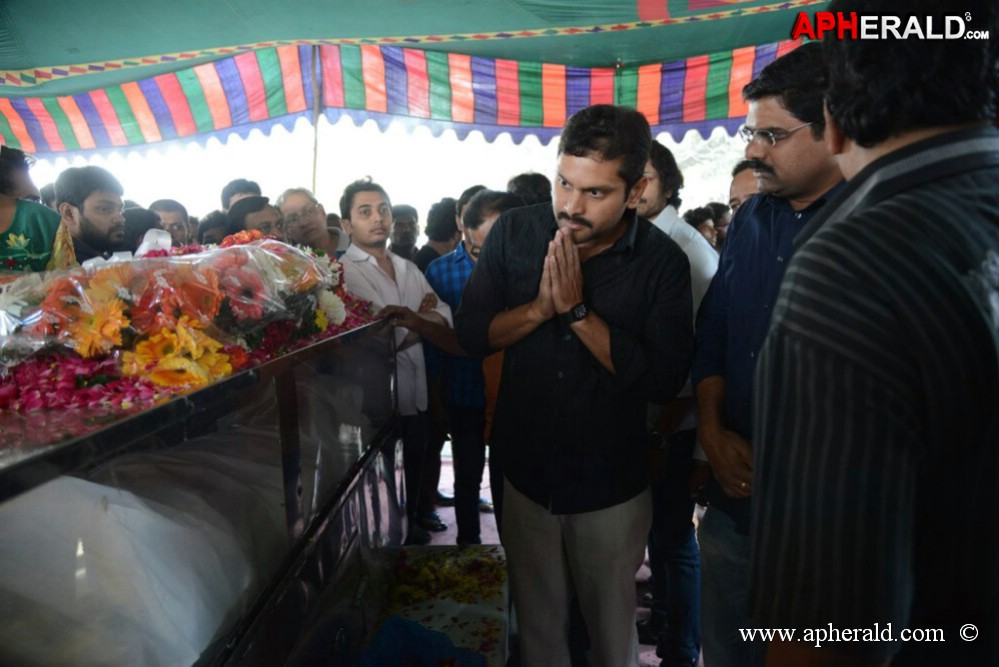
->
xmin=0 ymin=231 xmax=374 ymax=417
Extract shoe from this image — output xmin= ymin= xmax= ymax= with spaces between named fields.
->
xmin=434 ymin=491 xmax=455 ymax=506
xmin=456 ymin=537 xmax=482 ymax=546
xmin=636 ymin=617 xmax=664 ymax=646
xmin=417 ymin=510 xmax=448 ymax=532
xmin=405 ymin=523 xmax=432 ymax=545
xmin=478 ymin=497 xmax=494 ymax=513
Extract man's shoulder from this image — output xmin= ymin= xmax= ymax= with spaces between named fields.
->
xmin=425 ymin=250 xmax=462 ymax=280
xmin=495 ymin=203 xmax=553 ymax=233
xmin=635 ymin=217 xmax=690 ymax=264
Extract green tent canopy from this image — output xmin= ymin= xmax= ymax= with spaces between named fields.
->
xmin=0 ymin=0 xmax=825 ymax=156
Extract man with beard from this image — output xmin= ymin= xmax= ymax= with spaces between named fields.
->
xmin=149 ymin=199 xmax=191 ymax=247
xmin=456 ymin=104 xmax=693 ymax=665
xmin=691 ymin=42 xmax=843 ymax=666
xmin=55 ymin=166 xmax=127 ymax=263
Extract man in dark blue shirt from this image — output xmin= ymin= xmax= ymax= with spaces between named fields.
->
xmin=690 ymin=42 xmax=843 ymax=667
xmin=456 ymin=105 xmax=692 ymax=665
xmin=424 ymin=190 xmax=523 ymax=545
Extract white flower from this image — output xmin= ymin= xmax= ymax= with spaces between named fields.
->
xmin=0 ymin=273 xmax=44 ymax=318
xmin=318 ymin=290 xmax=347 ymax=326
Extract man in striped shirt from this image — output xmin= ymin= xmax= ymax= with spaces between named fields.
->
xmin=751 ymin=2 xmax=999 ymax=666
xmin=691 ymin=42 xmax=843 ymax=667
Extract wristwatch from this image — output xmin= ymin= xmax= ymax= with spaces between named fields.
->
xmin=565 ymin=301 xmax=589 ymax=324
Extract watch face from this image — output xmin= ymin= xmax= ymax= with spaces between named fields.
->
xmin=570 ymin=302 xmax=588 ymax=322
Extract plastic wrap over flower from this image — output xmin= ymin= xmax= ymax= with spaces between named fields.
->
xmin=0 ymin=240 xmax=338 ymax=368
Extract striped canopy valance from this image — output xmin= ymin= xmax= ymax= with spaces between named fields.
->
xmin=0 ymin=39 xmax=800 ymax=156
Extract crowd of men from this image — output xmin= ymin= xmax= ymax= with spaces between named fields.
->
xmin=0 ymin=0 xmax=995 ymax=664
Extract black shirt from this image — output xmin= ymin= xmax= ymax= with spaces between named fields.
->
xmin=71 ymin=236 xmax=111 ymax=264
xmin=455 ymin=203 xmax=693 ymax=513
xmin=751 ymin=127 xmax=999 ymax=666
xmin=413 ymin=244 xmax=441 ymax=273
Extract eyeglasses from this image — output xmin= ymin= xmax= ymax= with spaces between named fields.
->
xmin=738 ymin=122 xmax=813 ymax=146
xmin=256 ymin=220 xmax=285 ymax=236
xmin=284 ymin=203 xmax=319 ymax=227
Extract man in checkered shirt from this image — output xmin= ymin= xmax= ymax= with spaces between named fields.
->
xmin=424 ymin=189 xmax=524 ymax=545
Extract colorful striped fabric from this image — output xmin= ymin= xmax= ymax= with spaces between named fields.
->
xmin=0 ymin=40 xmax=798 ymax=156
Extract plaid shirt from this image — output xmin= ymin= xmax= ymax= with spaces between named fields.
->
xmin=425 ymin=243 xmax=485 ymax=407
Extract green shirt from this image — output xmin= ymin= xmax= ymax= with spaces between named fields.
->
xmin=1 ymin=200 xmax=62 ymax=272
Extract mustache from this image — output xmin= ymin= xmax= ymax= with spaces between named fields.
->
xmin=747 ymin=158 xmax=774 ymax=175
xmin=556 ymin=212 xmax=593 ymax=229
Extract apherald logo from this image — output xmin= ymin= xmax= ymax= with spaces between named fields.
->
xmin=790 ymin=12 xmax=990 ymax=40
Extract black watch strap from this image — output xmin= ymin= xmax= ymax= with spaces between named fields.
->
xmin=566 ymin=301 xmax=589 ymax=323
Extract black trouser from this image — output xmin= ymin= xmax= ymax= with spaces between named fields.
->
xmin=448 ymin=404 xmax=486 ymax=543
xmin=398 ymin=412 xmax=428 ymax=521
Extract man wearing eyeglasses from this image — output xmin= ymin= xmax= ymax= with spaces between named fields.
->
xmin=690 ymin=41 xmax=843 ymax=667
xmin=276 ymin=188 xmax=345 ymax=255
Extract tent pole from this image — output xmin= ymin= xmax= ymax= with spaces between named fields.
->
xmin=311 ymin=45 xmax=321 ymax=194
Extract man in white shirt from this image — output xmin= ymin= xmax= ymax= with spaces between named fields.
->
xmin=338 ymin=177 xmax=453 ymax=545
xmin=635 ymin=140 xmax=718 ymax=666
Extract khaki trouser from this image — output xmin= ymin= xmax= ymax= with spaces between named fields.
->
xmin=502 ymin=479 xmax=652 ymax=667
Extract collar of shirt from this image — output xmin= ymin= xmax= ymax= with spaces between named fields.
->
xmin=650 ymin=205 xmax=681 ymax=235
xmin=796 ymin=126 xmax=999 ymax=249
xmin=448 ymin=240 xmax=474 ymax=266
xmin=342 ymin=242 xmax=411 ymax=274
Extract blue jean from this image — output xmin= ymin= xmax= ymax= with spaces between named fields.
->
xmin=448 ymin=404 xmax=486 ymax=544
xmin=698 ymin=506 xmax=766 ymax=667
xmin=648 ymin=430 xmax=701 ymax=666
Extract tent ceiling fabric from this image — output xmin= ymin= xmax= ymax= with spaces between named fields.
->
xmin=1 ymin=0 xmax=824 ymax=95
xmin=0 ymin=40 xmax=800 ymax=157
xmin=0 ymin=0 xmax=825 ymax=155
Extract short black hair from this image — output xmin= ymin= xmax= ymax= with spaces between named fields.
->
xmin=198 ymin=210 xmax=228 ymax=243
xmin=743 ymin=41 xmax=827 ymax=139
xmin=463 ymin=190 xmax=525 ymax=230
xmin=648 ymin=141 xmax=684 ymax=209
xmin=122 ymin=207 xmax=162 ymax=251
xmin=391 ymin=204 xmax=418 ymax=221
xmin=39 ymin=183 xmax=56 ymax=207
xmin=457 ymin=184 xmax=487 ymax=216
xmin=340 ymin=177 xmax=391 ymax=220
xmin=824 ymin=0 xmax=998 ymax=147
xmin=426 ymin=197 xmax=459 ymax=241
xmin=683 ymin=206 xmax=713 ymax=227
xmin=507 ymin=173 xmax=552 ymax=205
xmin=731 ymin=159 xmax=755 ymax=178
xmin=55 ymin=166 xmax=124 ymax=209
xmin=558 ymin=104 xmax=652 ymax=191
xmin=220 ymin=178 xmax=261 ymax=209
xmin=149 ymin=198 xmax=189 ymax=221
xmin=226 ymin=195 xmax=270 ymax=236
xmin=705 ymin=202 xmax=730 ymax=221
xmin=0 ymin=146 xmax=32 ymax=196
